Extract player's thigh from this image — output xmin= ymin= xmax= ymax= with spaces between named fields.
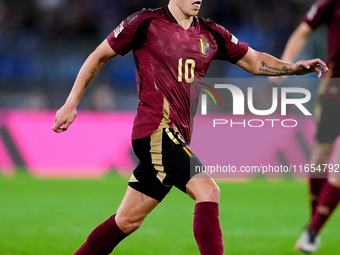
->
xmin=152 ymin=128 xmax=220 ymax=202
xmin=156 ymin=128 xmax=220 ymax=202
xmin=186 ymin=172 xmax=220 ymax=203
xmin=129 ymin=131 xmax=174 ymax=202
xmin=131 ymin=127 xmax=193 ymax=198
xmin=310 ymin=141 xmax=335 ymax=163
xmin=328 ymin=177 xmax=340 ymax=187
xmin=328 ymin=143 xmax=340 ymax=187
xmin=314 ymin=94 xmax=340 ymax=143
xmin=115 ymin=186 xmax=159 ymax=233
xmin=129 ymin=127 xmax=220 ymax=203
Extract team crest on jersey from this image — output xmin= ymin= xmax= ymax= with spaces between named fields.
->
xmin=198 ymin=38 xmax=209 ymax=56
xmin=113 ymin=21 xmax=124 ymax=38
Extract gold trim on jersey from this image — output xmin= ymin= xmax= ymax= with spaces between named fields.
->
xmin=147 ymin=95 xmax=175 ymax=184
xmin=129 ymin=173 xmax=138 ymax=182
xmin=157 ymin=97 xmax=171 ymax=129
xmin=150 ymin=129 xmax=166 ymax=183
xmin=129 ymin=96 xmax=170 ymax=184
xmin=165 ymin=128 xmax=180 ymax=145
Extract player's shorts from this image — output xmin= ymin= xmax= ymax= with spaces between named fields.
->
xmin=314 ymin=94 xmax=340 ymax=143
xmin=128 ymin=127 xmax=203 ymax=202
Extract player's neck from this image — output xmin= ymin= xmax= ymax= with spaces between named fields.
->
xmin=167 ymin=3 xmax=194 ymax=30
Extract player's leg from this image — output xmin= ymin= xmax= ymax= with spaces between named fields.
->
xmin=297 ymin=153 xmax=340 ymax=253
xmin=308 ymin=94 xmax=340 ymax=227
xmin=308 ymin=141 xmax=334 ymax=216
xmin=295 ymin=94 xmax=340 ymax=253
xmin=307 ymin=94 xmax=336 ymax=217
xmin=115 ymin=186 xmax=159 ymax=234
xmin=307 ymin=145 xmax=340 ymax=235
xmin=73 ymin=187 xmax=159 ymax=255
xmin=159 ymin=127 xmax=223 ymax=255
xmin=186 ymin=172 xmax=223 ymax=255
xmin=74 ymin=133 xmax=172 ymax=255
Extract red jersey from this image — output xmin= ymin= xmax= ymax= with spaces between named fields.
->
xmin=303 ymin=0 xmax=340 ymax=98
xmin=107 ymin=6 xmax=248 ymax=144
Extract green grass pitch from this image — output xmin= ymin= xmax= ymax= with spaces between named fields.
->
xmin=0 ymin=171 xmax=339 ymax=255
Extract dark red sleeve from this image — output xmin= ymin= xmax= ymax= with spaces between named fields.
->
xmin=222 ymin=29 xmax=249 ymax=63
xmin=208 ymin=22 xmax=248 ymax=63
xmin=302 ymin=0 xmax=335 ymax=29
xmin=107 ymin=9 xmax=153 ymax=55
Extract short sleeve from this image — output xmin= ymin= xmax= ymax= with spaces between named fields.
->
xmin=107 ymin=10 xmax=149 ymax=56
xmin=302 ymin=0 xmax=335 ymax=29
xmin=205 ymin=22 xmax=248 ymax=63
xmin=221 ymin=29 xmax=249 ymax=63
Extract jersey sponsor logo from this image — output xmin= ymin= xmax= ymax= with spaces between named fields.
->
xmin=113 ymin=21 xmax=124 ymax=38
xmin=231 ymin=34 xmax=239 ymax=45
xmin=198 ymin=38 xmax=209 ymax=55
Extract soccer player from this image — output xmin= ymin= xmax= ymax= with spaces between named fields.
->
xmin=52 ymin=1 xmax=328 ymax=254
xmin=278 ymin=0 xmax=340 ymax=253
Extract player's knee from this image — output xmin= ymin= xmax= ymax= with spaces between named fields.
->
xmin=209 ymin=184 xmax=220 ymax=201
xmin=314 ymin=143 xmax=334 ymax=163
xmin=321 ymin=150 xmax=333 ymax=161
xmin=328 ymin=178 xmax=340 ymax=188
xmin=198 ymin=183 xmax=220 ymax=202
xmin=116 ymin=216 xmax=144 ymax=235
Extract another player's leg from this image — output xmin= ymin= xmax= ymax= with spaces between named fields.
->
xmin=73 ymin=133 xmax=170 ymax=255
xmin=295 ymin=94 xmax=340 ymax=253
xmin=296 ymin=177 xmax=340 ymax=253
xmin=307 ymin=94 xmax=336 ymax=217
xmin=308 ymin=141 xmax=334 ymax=216
xmin=74 ymin=186 xmax=159 ymax=255
xmin=186 ymin=172 xmax=224 ymax=255
xmin=296 ymin=145 xmax=340 ymax=254
xmin=308 ymin=176 xmax=340 ymax=232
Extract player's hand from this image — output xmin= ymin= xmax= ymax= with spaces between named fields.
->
xmin=292 ymin=58 xmax=329 ymax=78
xmin=52 ymin=104 xmax=77 ymax=133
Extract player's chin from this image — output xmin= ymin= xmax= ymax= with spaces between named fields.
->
xmin=188 ymin=9 xmax=200 ymax=16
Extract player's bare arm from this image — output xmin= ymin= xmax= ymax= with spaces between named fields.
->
xmin=281 ymin=22 xmax=313 ymax=63
xmin=52 ymin=39 xmax=117 ymax=133
xmin=236 ymin=47 xmax=328 ymax=77
xmin=268 ymin=22 xmax=313 ymax=84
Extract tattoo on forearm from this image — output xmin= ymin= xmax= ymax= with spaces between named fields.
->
xmin=259 ymin=61 xmax=289 ymax=75
xmin=85 ymin=68 xmax=97 ymax=89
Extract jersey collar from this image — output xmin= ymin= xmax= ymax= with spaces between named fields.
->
xmin=163 ymin=6 xmax=197 ymax=27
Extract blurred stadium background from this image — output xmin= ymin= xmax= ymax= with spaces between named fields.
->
xmin=1 ymin=0 xmax=339 ymax=254
xmin=0 ymin=0 xmax=327 ymax=110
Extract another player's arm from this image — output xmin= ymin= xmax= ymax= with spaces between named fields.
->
xmin=280 ymin=21 xmax=313 ymax=63
xmin=52 ymin=39 xmax=117 ymax=133
xmin=236 ymin=46 xmax=328 ymax=77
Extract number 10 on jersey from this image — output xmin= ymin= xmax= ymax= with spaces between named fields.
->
xmin=178 ymin=58 xmax=195 ymax=83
